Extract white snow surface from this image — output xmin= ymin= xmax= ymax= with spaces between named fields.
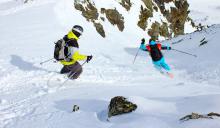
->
xmin=0 ymin=0 xmax=220 ymax=128
xmin=188 ymin=0 xmax=220 ymax=25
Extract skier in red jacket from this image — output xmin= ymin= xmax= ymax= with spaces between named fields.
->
xmin=140 ymin=38 xmax=173 ymax=78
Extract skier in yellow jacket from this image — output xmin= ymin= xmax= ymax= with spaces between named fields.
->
xmin=57 ymin=25 xmax=92 ymax=79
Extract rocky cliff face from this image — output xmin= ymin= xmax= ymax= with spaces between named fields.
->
xmin=74 ymin=0 xmax=195 ymax=39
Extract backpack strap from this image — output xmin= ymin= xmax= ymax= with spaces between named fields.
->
xmin=157 ymin=44 xmax=162 ymax=50
xmin=146 ymin=45 xmax=151 ymax=51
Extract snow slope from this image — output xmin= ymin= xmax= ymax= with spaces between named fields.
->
xmin=165 ymin=25 xmax=220 ymax=85
xmin=0 ymin=0 xmax=220 ymax=128
xmin=188 ymin=0 xmax=220 ymax=25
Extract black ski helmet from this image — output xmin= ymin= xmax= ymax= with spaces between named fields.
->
xmin=72 ymin=25 xmax=83 ymax=35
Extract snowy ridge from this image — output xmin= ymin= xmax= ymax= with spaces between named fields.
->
xmin=188 ymin=0 xmax=220 ymax=25
xmin=0 ymin=0 xmax=220 ymax=128
xmin=166 ymin=24 xmax=220 ymax=85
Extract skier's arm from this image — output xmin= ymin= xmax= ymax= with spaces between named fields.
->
xmin=139 ymin=38 xmax=148 ymax=51
xmin=72 ymin=51 xmax=87 ymax=61
xmin=140 ymin=43 xmax=148 ymax=51
xmin=71 ymin=47 xmax=87 ymax=61
xmin=161 ymin=45 xmax=172 ymax=50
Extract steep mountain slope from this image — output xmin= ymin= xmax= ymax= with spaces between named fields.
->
xmin=73 ymin=0 xmax=195 ymax=39
xmin=0 ymin=0 xmax=220 ymax=128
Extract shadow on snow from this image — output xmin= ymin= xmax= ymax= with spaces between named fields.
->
xmin=10 ymin=55 xmax=48 ymax=72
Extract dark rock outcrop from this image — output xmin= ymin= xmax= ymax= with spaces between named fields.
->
xmin=142 ymin=0 xmax=153 ymax=11
xmin=74 ymin=0 xmax=125 ymax=37
xmin=74 ymin=0 xmax=99 ymax=21
xmin=93 ymin=22 xmax=106 ymax=37
xmin=102 ymin=8 xmax=125 ymax=31
xmin=180 ymin=112 xmax=220 ymax=122
xmin=137 ymin=5 xmax=153 ymax=30
xmin=119 ymin=0 xmax=132 ymax=11
xmin=148 ymin=22 xmax=170 ymax=39
xmin=148 ymin=22 xmax=160 ymax=39
xmin=154 ymin=0 xmax=190 ymax=36
xmin=108 ymin=96 xmax=137 ymax=118
xmin=160 ymin=22 xmax=170 ymax=38
xmin=74 ymin=0 xmax=195 ymax=39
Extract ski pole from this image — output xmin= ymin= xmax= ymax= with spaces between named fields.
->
xmin=40 ymin=58 xmax=54 ymax=65
xmin=172 ymin=48 xmax=197 ymax=57
xmin=133 ymin=48 xmax=140 ymax=64
xmin=61 ymin=61 xmax=87 ymax=86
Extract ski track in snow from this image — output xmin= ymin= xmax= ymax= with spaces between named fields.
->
xmin=0 ymin=0 xmax=220 ymax=128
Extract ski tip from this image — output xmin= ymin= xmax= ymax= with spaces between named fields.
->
xmin=167 ymin=73 xmax=174 ymax=78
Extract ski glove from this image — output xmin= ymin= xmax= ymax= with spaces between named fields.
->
xmin=141 ymin=38 xmax=145 ymax=44
xmin=86 ymin=55 xmax=93 ymax=63
xmin=167 ymin=47 xmax=172 ymax=50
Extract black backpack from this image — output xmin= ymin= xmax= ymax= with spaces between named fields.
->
xmin=54 ymin=39 xmax=66 ymax=61
xmin=150 ymin=44 xmax=163 ymax=61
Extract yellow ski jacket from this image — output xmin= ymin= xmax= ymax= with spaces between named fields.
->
xmin=60 ymin=31 xmax=87 ymax=66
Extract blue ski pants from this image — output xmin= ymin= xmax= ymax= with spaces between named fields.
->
xmin=152 ymin=57 xmax=171 ymax=72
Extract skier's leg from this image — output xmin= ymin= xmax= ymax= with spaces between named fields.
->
xmin=68 ymin=62 xmax=83 ymax=79
xmin=160 ymin=57 xmax=171 ymax=72
xmin=153 ymin=61 xmax=163 ymax=72
xmin=159 ymin=57 xmax=174 ymax=78
xmin=60 ymin=65 xmax=71 ymax=74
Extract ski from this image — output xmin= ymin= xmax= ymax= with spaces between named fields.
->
xmin=159 ymin=70 xmax=174 ymax=78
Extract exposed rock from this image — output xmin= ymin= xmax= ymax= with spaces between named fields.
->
xmin=24 ymin=0 xmax=29 ymax=3
xmin=153 ymin=6 xmax=158 ymax=12
xmin=154 ymin=0 xmax=173 ymax=13
xmin=119 ymin=0 xmax=132 ymax=11
xmin=74 ymin=1 xmax=125 ymax=37
xmin=72 ymin=105 xmax=79 ymax=112
xmin=208 ymin=112 xmax=220 ymax=117
xmin=142 ymin=0 xmax=153 ymax=11
xmin=74 ymin=1 xmax=85 ymax=12
xmin=154 ymin=0 xmax=190 ymax=36
xmin=108 ymin=96 xmax=137 ymax=118
xmin=74 ymin=0 xmax=105 ymax=37
xmin=196 ymin=23 xmax=206 ymax=31
xmin=199 ymin=40 xmax=208 ymax=46
xmin=199 ymin=38 xmax=208 ymax=47
xmin=148 ymin=22 xmax=160 ymax=39
xmin=148 ymin=22 xmax=170 ymax=39
xmin=74 ymin=0 xmax=99 ymax=21
xmin=137 ymin=0 xmax=155 ymax=30
xmin=93 ymin=22 xmax=106 ymax=37
xmin=153 ymin=0 xmax=169 ymax=14
xmin=73 ymin=0 xmax=195 ymax=39
xmin=103 ymin=8 xmax=125 ymax=31
xmin=24 ymin=0 xmax=34 ymax=3
xmin=169 ymin=3 xmax=189 ymax=35
xmin=187 ymin=17 xmax=196 ymax=28
xmin=180 ymin=112 xmax=220 ymax=122
xmin=137 ymin=5 xmax=153 ymax=30
xmin=159 ymin=22 xmax=170 ymax=38
xmin=100 ymin=17 xmax=105 ymax=21
xmin=100 ymin=8 xmax=105 ymax=14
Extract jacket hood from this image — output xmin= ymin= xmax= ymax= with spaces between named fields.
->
xmin=149 ymin=40 xmax=156 ymax=45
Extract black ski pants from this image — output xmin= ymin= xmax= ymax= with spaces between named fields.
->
xmin=60 ymin=62 xmax=82 ymax=79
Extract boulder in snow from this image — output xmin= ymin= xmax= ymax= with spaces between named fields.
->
xmin=72 ymin=105 xmax=80 ymax=112
xmin=108 ymin=96 xmax=137 ymax=117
